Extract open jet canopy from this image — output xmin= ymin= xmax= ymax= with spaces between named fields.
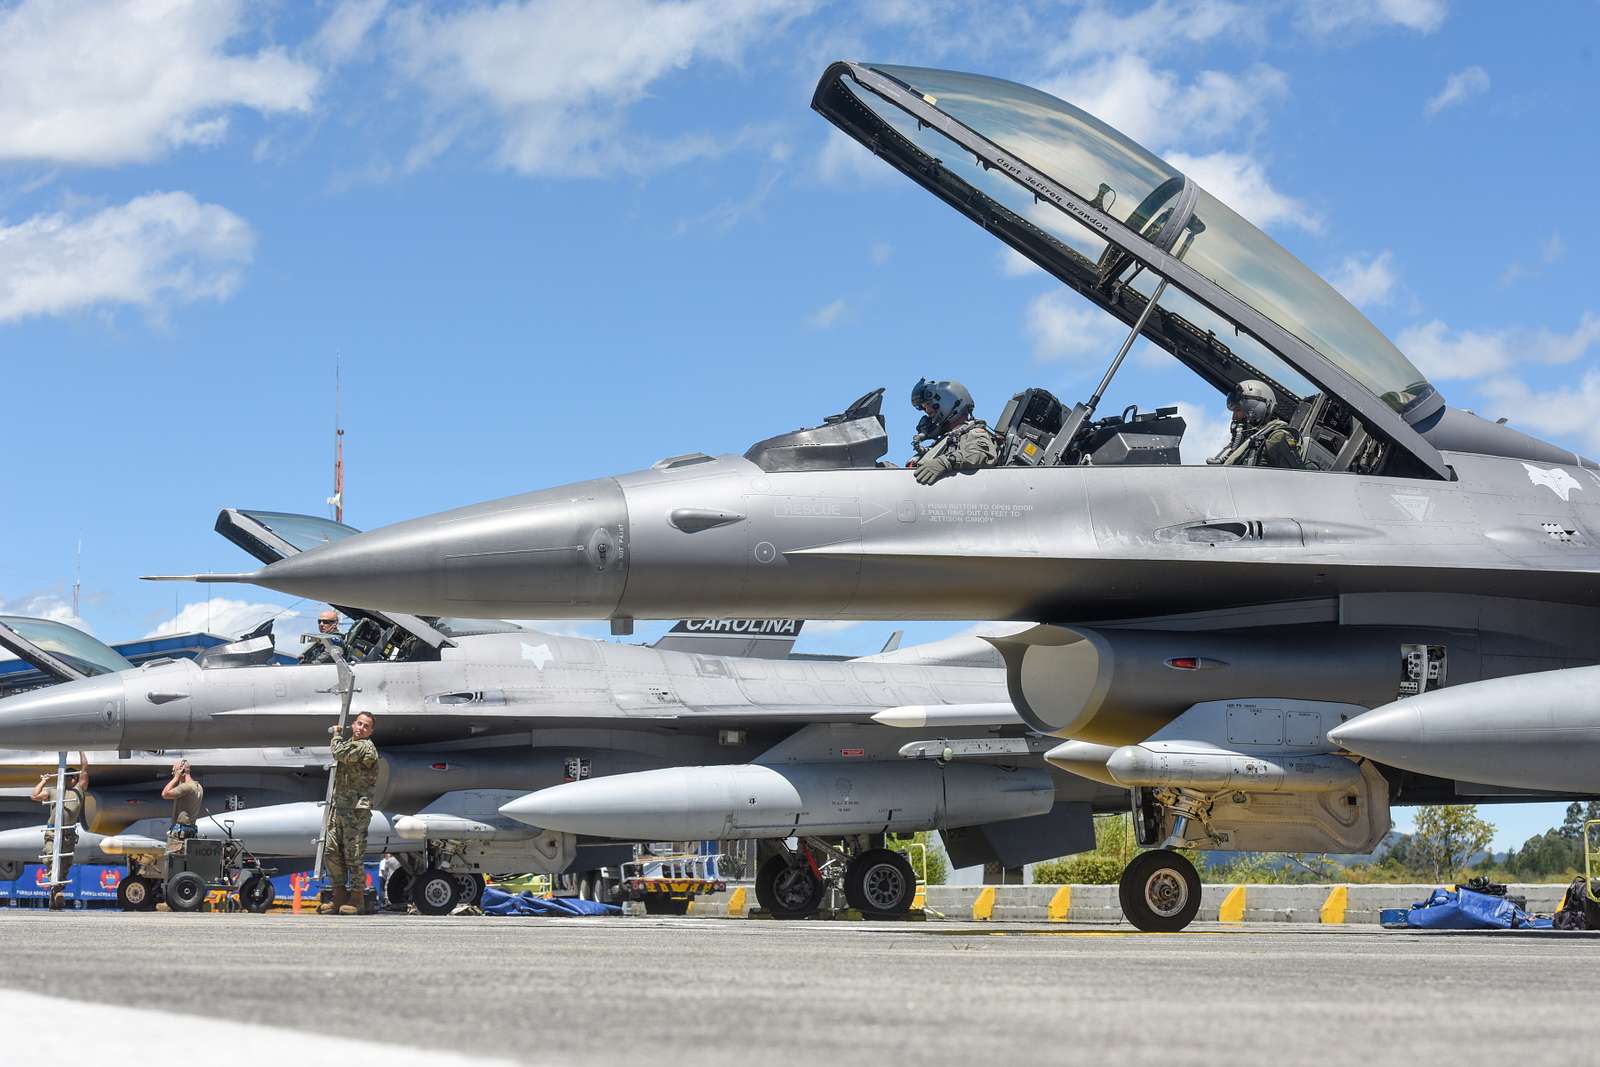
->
xmin=0 ymin=616 xmax=133 ymax=682
xmin=812 ymin=62 xmax=1451 ymax=480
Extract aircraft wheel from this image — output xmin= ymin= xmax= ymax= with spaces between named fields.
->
xmin=455 ymin=872 xmax=486 ymax=908
xmin=414 ymin=868 xmax=461 ymax=916
xmin=642 ymin=895 xmax=690 ymax=916
xmin=1118 ymin=849 xmax=1201 ymax=932
xmin=117 ymin=876 xmax=153 ymax=912
xmin=755 ymin=854 xmax=825 ymax=919
xmin=843 ymin=848 xmax=916 ymax=917
xmin=384 ymin=868 xmax=414 ymax=909
xmin=165 ymin=871 xmax=207 ymax=913
xmin=239 ymin=874 xmax=275 ymax=913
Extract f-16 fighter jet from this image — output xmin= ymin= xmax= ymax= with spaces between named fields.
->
xmin=151 ymin=62 xmax=1600 ymax=929
xmin=1 ymin=511 xmax=1120 ymax=917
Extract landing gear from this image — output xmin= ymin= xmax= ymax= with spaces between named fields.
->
xmin=1118 ymin=849 xmax=1201 ymax=932
xmin=454 ymin=872 xmax=487 ymax=908
xmin=755 ymin=852 xmax=826 ymax=919
xmin=384 ymin=868 xmax=414 ymax=910
xmin=239 ymin=873 xmax=276 ymax=913
xmin=843 ymin=848 xmax=916 ymax=917
xmin=117 ymin=876 xmax=158 ymax=912
xmin=413 ymin=868 xmax=461 ymax=916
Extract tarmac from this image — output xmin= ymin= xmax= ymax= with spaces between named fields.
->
xmin=0 ymin=910 xmax=1592 ymax=1066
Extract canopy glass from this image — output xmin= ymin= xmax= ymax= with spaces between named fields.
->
xmin=0 ymin=616 xmax=134 ymax=677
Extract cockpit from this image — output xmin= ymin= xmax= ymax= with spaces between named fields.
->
xmin=804 ymin=62 xmax=1452 ymax=481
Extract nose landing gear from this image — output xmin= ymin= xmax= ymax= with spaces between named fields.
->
xmin=1117 ymin=848 xmax=1201 ymax=932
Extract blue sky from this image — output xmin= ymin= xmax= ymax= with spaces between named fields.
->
xmin=1 ymin=0 xmax=1596 ymax=848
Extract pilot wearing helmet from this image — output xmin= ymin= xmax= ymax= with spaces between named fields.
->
xmin=908 ymin=378 xmax=999 ymax=484
xmin=1209 ymin=379 xmax=1305 ymax=469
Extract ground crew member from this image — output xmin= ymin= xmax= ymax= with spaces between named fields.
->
xmin=160 ymin=758 xmax=204 ymax=860
xmin=30 ymin=753 xmax=87 ymax=910
xmin=1209 ymin=379 xmax=1306 ymax=469
xmin=320 ymin=710 xmax=379 ymax=915
xmin=907 ymin=378 xmax=998 ymax=484
xmin=299 ymin=609 xmax=344 ymax=665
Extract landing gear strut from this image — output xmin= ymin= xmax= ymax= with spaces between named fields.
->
xmin=1118 ymin=848 xmax=1202 ymax=932
xmin=755 ymin=850 xmax=827 ymax=919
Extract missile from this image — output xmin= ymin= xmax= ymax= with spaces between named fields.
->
xmin=1328 ymin=666 xmax=1600 ymax=793
xmin=182 ymin=801 xmax=415 ymax=857
xmin=500 ymin=760 xmax=1054 ymax=841
xmin=1103 ymin=745 xmax=1363 ymax=793
xmin=870 ymin=702 xmax=1020 ymax=728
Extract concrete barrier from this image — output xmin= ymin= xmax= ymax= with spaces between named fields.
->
xmin=683 ymin=882 xmax=1575 ymax=923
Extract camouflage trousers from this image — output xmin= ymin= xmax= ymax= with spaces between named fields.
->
xmin=325 ymin=808 xmax=372 ymax=890
xmin=39 ymin=828 xmax=77 ymax=886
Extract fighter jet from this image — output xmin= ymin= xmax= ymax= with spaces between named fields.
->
xmin=1 ymin=509 xmax=1119 ymax=916
xmin=162 ymin=62 xmax=1600 ymax=929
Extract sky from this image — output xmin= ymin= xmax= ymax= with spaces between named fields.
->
xmin=1 ymin=0 xmax=1596 ymax=850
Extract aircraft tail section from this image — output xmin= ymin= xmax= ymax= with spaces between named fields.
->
xmin=652 ymin=619 xmax=802 ymax=659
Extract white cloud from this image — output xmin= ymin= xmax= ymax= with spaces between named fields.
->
xmin=1043 ymin=55 xmax=1287 ymax=150
xmin=1175 ymin=400 xmax=1234 ymax=464
xmin=1327 ymin=251 xmax=1397 ymax=308
xmin=1025 ymin=290 xmax=1125 ymax=362
xmin=999 ymin=247 xmax=1045 ymax=278
xmin=1541 ymin=233 xmax=1566 ymax=264
xmin=0 ymin=193 xmax=254 ymax=324
xmin=1478 ymin=372 xmax=1600 ymax=454
xmin=1166 ymin=150 xmax=1321 ymax=232
xmin=1049 ymin=1 xmax=1259 ymax=63
xmin=1299 ymin=0 xmax=1449 ymax=35
xmin=807 ymin=298 xmax=849 ymax=329
xmin=869 ymin=242 xmax=894 ymax=266
xmin=817 ymin=129 xmax=892 ymax=185
xmin=145 ymin=598 xmax=311 ymax=656
xmin=801 ymin=620 xmax=863 ymax=634
xmin=0 ymin=0 xmax=319 ymax=166
xmin=313 ymin=0 xmax=390 ymax=64
xmin=387 ymin=0 xmax=812 ymax=177
xmin=0 ymin=593 xmax=92 ymax=637
xmin=1424 ymin=65 xmax=1489 ymax=117
xmin=1396 ymin=313 xmax=1600 ymax=382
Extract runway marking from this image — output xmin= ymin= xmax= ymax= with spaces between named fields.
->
xmin=0 ymin=989 xmax=533 ymax=1067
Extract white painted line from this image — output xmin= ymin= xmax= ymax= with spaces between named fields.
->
xmin=0 ymin=989 xmax=529 ymax=1067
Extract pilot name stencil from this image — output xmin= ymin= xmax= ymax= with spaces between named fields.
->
xmin=922 ymin=502 xmax=1035 ymax=525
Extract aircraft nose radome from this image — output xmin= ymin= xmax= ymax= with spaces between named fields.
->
xmin=1327 ymin=703 xmax=1425 ymax=760
xmin=245 ymin=477 xmax=630 ymax=618
xmin=0 ymin=674 xmax=124 ymax=749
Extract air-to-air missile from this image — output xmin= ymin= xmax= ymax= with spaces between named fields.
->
xmin=0 ymin=514 xmax=1118 ymax=917
xmin=147 ymin=61 xmax=1600 ymax=930
xmin=1328 ymin=667 xmax=1600 ymax=795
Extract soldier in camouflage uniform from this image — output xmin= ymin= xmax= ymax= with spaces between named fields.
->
xmin=908 ymin=378 xmax=999 ymax=484
xmin=319 ymin=711 xmax=380 ymax=915
xmin=30 ymin=754 xmax=87 ymax=910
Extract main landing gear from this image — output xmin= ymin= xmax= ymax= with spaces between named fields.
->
xmin=1117 ymin=849 xmax=1202 ymax=932
xmin=753 ymin=839 xmax=918 ymax=919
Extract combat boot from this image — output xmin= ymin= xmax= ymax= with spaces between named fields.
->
xmin=340 ymin=888 xmax=364 ymax=916
xmin=317 ymin=886 xmax=346 ymax=914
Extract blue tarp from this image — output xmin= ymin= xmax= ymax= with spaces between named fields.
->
xmin=1404 ymin=887 xmax=1552 ymax=929
xmin=0 ymin=864 xmax=124 ymax=905
xmin=480 ymin=886 xmax=620 ymax=916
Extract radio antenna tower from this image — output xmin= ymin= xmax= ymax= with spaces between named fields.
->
xmin=327 ymin=356 xmax=345 ymax=523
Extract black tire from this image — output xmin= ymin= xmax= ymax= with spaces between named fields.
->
xmin=413 ymin=868 xmax=461 ymax=916
xmin=1118 ymin=849 xmax=1202 ymax=932
xmin=454 ymin=872 xmax=486 ymax=908
xmin=384 ymin=868 xmax=413 ymax=910
xmin=239 ymin=874 xmax=275 ymax=913
xmin=165 ymin=871 xmax=207 ymax=913
xmin=117 ymin=875 xmax=153 ymax=912
xmin=642 ymin=895 xmax=691 ymax=916
xmin=843 ymin=848 xmax=917 ymax=917
xmin=755 ymin=853 xmax=825 ymax=919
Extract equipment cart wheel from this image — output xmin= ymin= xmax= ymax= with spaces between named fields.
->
xmin=455 ymin=872 xmax=486 ymax=908
xmin=384 ymin=868 xmax=413 ymax=910
xmin=1118 ymin=849 xmax=1202 ymax=932
xmin=642 ymin=895 xmax=691 ymax=916
xmin=165 ymin=870 xmax=207 ymax=913
xmin=755 ymin=854 xmax=825 ymax=919
xmin=117 ymin=875 xmax=156 ymax=912
xmin=414 ymin=868 xmax=461 ymax=915
xmin=239 ymin=873 xmax=275 ymax=913
xmin=843 ymin=848 xmax=917 ymax=917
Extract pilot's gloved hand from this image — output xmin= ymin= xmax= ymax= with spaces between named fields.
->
xmin=913 ymin=457 xmax=949 ymax=484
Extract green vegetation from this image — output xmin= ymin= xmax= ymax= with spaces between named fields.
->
xmin=889 ymin=831 xmax=948 ymax=885
xmin=1032 ymin=814 xmax=1136 ymax=884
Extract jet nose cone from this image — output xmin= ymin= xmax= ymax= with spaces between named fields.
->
xmin=1327 ymin=703 xmax=1425 ymax=762
xmin=1042 ymin=740 xmax=1120 ymax=786
xmin=249 ymin=477 xmax=630 ymax=618
xmin=0 ymin=824 xmax=46 ymax=861
xmin=0 ymin=673 xmax=124 ymax=749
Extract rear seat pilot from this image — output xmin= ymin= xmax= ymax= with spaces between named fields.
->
xmin=907 ymin=378 xmax=999 ymax=484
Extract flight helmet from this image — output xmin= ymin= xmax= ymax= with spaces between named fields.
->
xmin=1226 ymin=379 xmax=1276 ymax=427
xmin=910 ymin=378 xmax=975 ymax=432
